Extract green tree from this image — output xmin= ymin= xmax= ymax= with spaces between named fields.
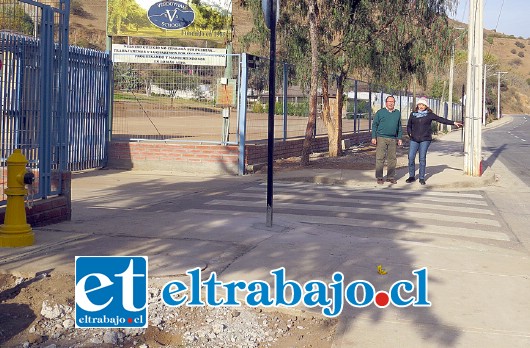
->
xmin=430 ymin=79 xmax=446 ymax=99
xmin=190 ymin=0 xmax=231 ymax=30
xmin=125 ymin=6 xmax=150 ymax=32
xmin=107 ymin=0 xmax=144 ymax=35
xmin=484 ymin=52 xmax=498 ymax=65
xmin=114 ymin=63 xmax=143 ymax=91
xmin=240 ymin=0 xmax=457 ymax=163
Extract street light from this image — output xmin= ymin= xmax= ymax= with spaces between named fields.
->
xmin=496 ymin=71 xmax=507 ymax=119
xmin=482 ymin=64 xmax=496 ymax=125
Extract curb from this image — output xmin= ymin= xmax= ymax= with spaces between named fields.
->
xmin=275 ymin=168 xmax=497 ymax=190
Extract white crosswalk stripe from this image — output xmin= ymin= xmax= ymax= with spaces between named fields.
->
xmin=196 ymin=182 xmax=511 ymax=242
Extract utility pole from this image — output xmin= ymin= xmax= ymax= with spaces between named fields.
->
xmin=497 ymin=71 xmax=507 ymax=119
xmin=448 ymin=44 xmax=455 ymax=123
xmin=464 ymin=0 xmax=484 ymax=177
xmin=482 ymin=64 xmax=487 ymax=125
xmin=448 ymin=28 xmax=465 ymax=125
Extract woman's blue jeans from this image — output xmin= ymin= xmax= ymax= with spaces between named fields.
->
xmin=408 ymin=140 xmax=431 ymax=179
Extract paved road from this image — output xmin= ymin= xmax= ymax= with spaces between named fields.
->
xmin=483 ymin=114 xmax=530 ymax=183
xmin=482 ymin=114 xmax=530 ymax=253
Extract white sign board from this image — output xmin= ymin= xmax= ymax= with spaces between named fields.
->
xmin=112 ymin=44 xmax=227 ymax=66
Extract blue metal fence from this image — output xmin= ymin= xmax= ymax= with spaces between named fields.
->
xmin=67 ymin=47 xmax=111 ymax=171
xmin=0 ymin=0 xmax=111 ymax=204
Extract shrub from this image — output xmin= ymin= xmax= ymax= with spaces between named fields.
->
xmin=509 ymin=58 xmax=523 ymax=66
xmin=251 ymin=102 xmax=266 ymax=113
xmin=273 ymin=101 xmax=310 ymax=116
xmin=346 ymin=100 xmax=371 ymax=114
xmin=71 ymin=0 xmax=94 ymax=19
xmin=431 ymin=122 xmax=439 ymax=136
xmin=486 ymin=36 xmax=493 ymax=45
xmin=511 ymin=48 xmax=517 ymax=54
xmin=518 ymin=51 xmax=525 ymax=58
xmin=487 ymin=113 xmax=497 ymax=124
xmin=515 ymin=41 xmax=526 ymax=49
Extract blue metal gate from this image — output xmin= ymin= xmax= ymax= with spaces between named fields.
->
xmin=67 ymin=47 xmax=112 ymax=171
xmin=0 ymin=0 xmax=111 ymax=204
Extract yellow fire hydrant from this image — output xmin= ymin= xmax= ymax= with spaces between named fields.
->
xmin=0 ymin=149 xmax=34 ymax=247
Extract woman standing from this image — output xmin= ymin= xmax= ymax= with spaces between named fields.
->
xmin=406 ymin=98 xmax=463 ymax=185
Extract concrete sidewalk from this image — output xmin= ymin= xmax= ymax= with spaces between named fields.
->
xmin=2 ymin=115 xmax=530 ymax=347
xmin=275 ymin=123 xmax=499 ymax=190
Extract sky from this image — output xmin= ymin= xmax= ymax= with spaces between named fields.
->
xmin=450 ymin=0 xmax=529 ymax=38
xmin=128 ymin=1 xmax=527 ymax=38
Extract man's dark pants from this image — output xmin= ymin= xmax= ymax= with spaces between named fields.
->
xmin=375 ymin=137 xmax=397 ymax=180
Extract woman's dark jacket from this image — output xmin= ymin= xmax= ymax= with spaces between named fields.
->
xmin=406 ymin=112 xmax=456 ymax=142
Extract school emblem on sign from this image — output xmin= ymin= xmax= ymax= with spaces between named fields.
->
xmin=148 ymin=1 xmax=195 ymax=30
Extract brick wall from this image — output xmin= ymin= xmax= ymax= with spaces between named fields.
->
xmin=107 ymin=131 xmax=372 ymax=175
xmin=108 ymin=142 xmax=239 ymax=174
xmin=246 ymin=131 xmax=372 ymax=168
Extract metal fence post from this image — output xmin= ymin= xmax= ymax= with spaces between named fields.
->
xmin=399 ymin=91 xmax=402 ymax=114
xmin=353 ymin=80 xmax=358 ymax=133
xmin=105 ymin=43 xmax=114 ymax=168
xmin=368 ymin=84 xmax=372 ymax=133
xmin=38 ymin=6 xmax=54 ymax=199
xmin=58 ymin=0 xmax=70 ymax=180
xmin=238 ymin=53 xmax=248 ymax=176
xmin=283 ymin=63 xmax=288 ymax=141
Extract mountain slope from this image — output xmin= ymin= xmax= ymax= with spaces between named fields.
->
xmin=69 ymin=1 xmax=529 ymax=114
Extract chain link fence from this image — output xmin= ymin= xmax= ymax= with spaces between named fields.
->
xmin=111 ymin=54 xmax=240 ymax=144
xmin=243 ymin=62 xmax=463 ymax=144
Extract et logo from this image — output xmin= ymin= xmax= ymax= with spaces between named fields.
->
xmin=75 ymin=256 xmax=148 ymax=328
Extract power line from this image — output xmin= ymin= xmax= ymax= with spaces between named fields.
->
xmin=493 ymin=0 xmax=505 ymax=32
xmin=484 ymin=0 xmax=505 ymax=59
xmin=460 ymin=0 xmax=470 ymax=23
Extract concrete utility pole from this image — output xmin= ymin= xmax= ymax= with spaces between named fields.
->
xmin=448 ymin=44 xmax=455 ymax=123
xmin=482 ymin=64 xmax=487 ymax=126
xmin=497 ymin=71 xmax=508 ymax=119
xmin=448 ymin=28 xmax=466 ymax=125
xmin=464 ymin=0 xmax=484 ymax=176
xmin=482 ymin=64 xmax=495 ymax=125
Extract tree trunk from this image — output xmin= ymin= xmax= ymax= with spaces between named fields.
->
xmin=320 ymin=69 xmax=345 ymax=157
xmin=320 ymin=67 xmax=341 ymax=157
xmin=301 ymin=1 xmax=319 ymax=166
xmin=331 ymin=73 xmax=344 ymax=157
xmin=321 ymin=68 xmax=331 ymax=129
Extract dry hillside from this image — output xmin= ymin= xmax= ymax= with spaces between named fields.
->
xmin=452 ymin=25 xmax=530 ymax=114
xmin=70 ymin=1 xmax=529 ymax=114
xmin=484 ymin=32 xmax=530 ymax=114
xmin=69 ymin=1 xmax=107 ymax=49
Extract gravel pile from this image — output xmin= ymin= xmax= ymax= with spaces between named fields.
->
xmin=22 ymin=286 xmax=331 ymax=347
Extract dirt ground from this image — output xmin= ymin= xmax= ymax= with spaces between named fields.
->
xmin=0 ymin=272 xmax=337 ymax=348
xmin=261 ymin=140 xmax=409 ymax=173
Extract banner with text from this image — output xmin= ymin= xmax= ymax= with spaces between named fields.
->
xmin=112 ymin=44 xmax=227 ymax=66
xmin=107 ymin=0 xmax=231 ymax=43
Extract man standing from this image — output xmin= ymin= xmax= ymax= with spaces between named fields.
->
xmin=371 ymin=96 xmax=403 ymax=184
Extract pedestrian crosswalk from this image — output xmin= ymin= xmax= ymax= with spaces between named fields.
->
xmin=192 ymin=182 xmax=511 ymax=242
